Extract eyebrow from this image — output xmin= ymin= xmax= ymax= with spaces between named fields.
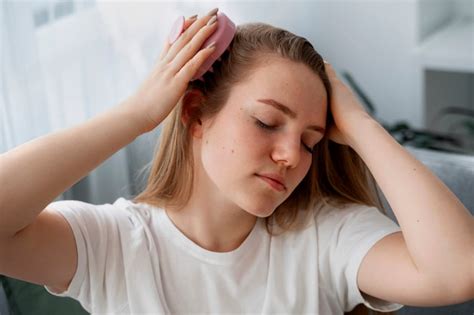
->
xmin=256 ymin=98 xmax=326 ymax=134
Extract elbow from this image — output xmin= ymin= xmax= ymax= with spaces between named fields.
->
xmin=440 ymin=261 xmax=474 ymax=303
xmin=468 ymin=256 xmax=474 ymax=301
xmin=423 ymin=256 xmax=474 ymax=304
xmin=453 ymin=264 xmax=474 ymax=303
xmin=457 ymin=275 xmax=474 ymax=303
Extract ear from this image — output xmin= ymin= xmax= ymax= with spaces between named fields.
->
xmin=181 ymin=89 xmax=205 ymax=138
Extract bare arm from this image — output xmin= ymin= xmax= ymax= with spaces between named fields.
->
xmin=348 ymin=117 xmax=474 ymax=302
xmin=323 ymin=61 xmax=473 ymax=304
xmin=0 ymin=99 xmax=146 ymax=238
xmin=0 ymin=11 xmax=218 ymax=239
xmin=0 ymin=10 xmax=217 ymax=241
xmin=0 ymin=10 xmax=217 ymax=238
xmin=0 ymin=12 xmax=218 ymax=292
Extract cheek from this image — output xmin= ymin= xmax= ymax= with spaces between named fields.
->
xmin=298 ymin=160 xmax=312 ymax=182
xmin=238 ymin=118 xmax=269 ymax=154
xmin=286 ymin=153 xmax=312 ymax=190
xmin=207 ymin=118 xmax=266 ymax=160
xmin=200 ymin=119 xmax=248 ymax=174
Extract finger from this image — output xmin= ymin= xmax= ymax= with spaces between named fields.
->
xmin=163 ymin=13 xmax=217 ymax=64
xmin=159 ymin=42 xmax=171 ymax=62
xmin=169 ymin=19 xmax=218 ymax=74
xmin=323 ymin=60 xmax=338 ymax=81
xmin=159 ymin=15 xmax=198 ymax=61
xmin=183 ymin=15 xmax=198 ymax=30
xmin=323 ymin=60 xmax=331 ymax=71
xmin=324 ymin=60 xmax=336 ymax=74
xmin=175 ymin=42 xmax=216 ymax=82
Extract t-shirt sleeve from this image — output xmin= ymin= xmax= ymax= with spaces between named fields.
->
xmin=42 ymin=199 xmax=131 ymax=313
xmin=316 ymin=203 xmax=405 ymax=313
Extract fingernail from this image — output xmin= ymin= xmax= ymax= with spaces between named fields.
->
xmin=206 ymin=7 xmax=219 ymax=16
xmin=206 ymin=41 xmax=216 ymax=49
xmin=206 ymin=15 xmax=217 ymax=26
xmin=188 ymin=14 xmax=198 ymax=20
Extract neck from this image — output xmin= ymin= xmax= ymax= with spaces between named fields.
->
xmin=165 ymin=139 xmax=259 ymax=252
xmin=166 ymin=198 xmax=258 ymax=252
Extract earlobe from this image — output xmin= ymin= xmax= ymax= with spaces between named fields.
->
xmin=192 ymin=119 xmax=204 ymax=139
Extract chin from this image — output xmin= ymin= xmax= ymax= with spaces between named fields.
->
xmin=241 ymin=202 xmax=277 ymax=218
xmin=229 ymin=187 xmax=282 ymax=218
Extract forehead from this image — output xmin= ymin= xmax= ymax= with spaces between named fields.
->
xmin=229 ymin=57 xmax=327 ymax=118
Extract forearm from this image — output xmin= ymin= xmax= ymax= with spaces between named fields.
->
xmin=346 ymin=117 xmax=474 ymax=285
xmin=0 ymin=98 xmax=146 ymax=237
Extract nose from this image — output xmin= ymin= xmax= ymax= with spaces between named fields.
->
xmin=271 ymin=137 xmax=301 ymax=169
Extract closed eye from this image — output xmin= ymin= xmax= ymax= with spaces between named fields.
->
xmin=254 ymin=119 xmax=314 ymax=153
xmin=255 ymin=119 xmax=276 ymax=130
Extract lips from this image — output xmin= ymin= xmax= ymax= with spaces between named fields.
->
xmin=256 ymin=174 xmax=286 ymax=191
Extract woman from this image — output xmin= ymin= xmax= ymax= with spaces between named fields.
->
xmin=0 ymin=7 xmax=472 ymax=315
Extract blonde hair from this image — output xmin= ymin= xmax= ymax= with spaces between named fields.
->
xmin=133 ymin=22 xmax=394 ymax=315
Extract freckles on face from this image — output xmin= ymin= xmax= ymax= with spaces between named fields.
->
xmin=202 ymin=106 xmax=264 ymax=165
xmin=197 ymin=58 xmax=326 ymax=215
xmin=198 ymin=103 xmax=289 ymax=216
xmin=200 ymin=107 xmax=246 ymax=177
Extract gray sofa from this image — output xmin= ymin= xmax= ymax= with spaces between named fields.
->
xmin=0 ymin=146 xmax=473 ymax=315
xmin=0 ymin=283 xmax=8 ymax=315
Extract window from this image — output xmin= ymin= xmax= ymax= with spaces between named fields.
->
xmin=32 ymin=0 xmax=95 ymax=28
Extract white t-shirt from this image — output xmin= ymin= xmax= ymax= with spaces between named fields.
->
xmin=44 ymin=197 xmax=404 ymax=314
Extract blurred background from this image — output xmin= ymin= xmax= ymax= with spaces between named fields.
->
xmin=0 ymin=1 xmax=473 ymax=314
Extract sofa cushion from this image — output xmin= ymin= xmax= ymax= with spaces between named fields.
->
xmin=0 ymin=276 xmax=88 ymax=315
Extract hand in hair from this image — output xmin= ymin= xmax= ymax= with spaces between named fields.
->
xmin=324 ymin=62 xmax=374 ymax=147
xmin=127 ymin=12 xmax=218 ymax=133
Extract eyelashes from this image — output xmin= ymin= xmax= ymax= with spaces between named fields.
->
xmin=255 ymin=119 xmax=276 ymax=130
xmin=254 ymin=119 xmax=314 ymax=154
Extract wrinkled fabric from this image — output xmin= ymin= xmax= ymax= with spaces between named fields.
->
xmin=44 ymin=197 xmax=404 ymax=314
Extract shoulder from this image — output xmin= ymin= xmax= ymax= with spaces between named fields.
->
xmin=314 ymin=200 xmax=399 ymax=241
xmin=314 ymin=200 xmax=379 ymax=222
xmin=46 ymin=197 xmax=152 ymax=232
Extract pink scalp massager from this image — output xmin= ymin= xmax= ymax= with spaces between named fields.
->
xmin=167 ymin=11 xmax=236 ymax=81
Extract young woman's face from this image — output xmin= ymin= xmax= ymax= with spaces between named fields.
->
xmin=197 ymin=56 xmax=328 ymax=218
